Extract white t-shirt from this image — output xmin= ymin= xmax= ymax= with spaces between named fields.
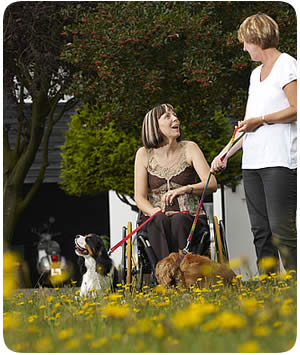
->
xmin=242 ymin=53 xmax=297 ymax=169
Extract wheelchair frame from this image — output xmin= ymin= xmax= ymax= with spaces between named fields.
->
xmin=120 ymin=214 xmax=229 ymax=288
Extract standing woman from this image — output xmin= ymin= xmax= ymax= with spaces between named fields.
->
xmin=211 ymin=13 xmax=297 ymax=271
xmin=134 ymin=104 xmax=217 ymax=262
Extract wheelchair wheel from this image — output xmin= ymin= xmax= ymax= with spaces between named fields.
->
xmin=126 ymin=222 xmax=132 ymax=285
xmin=121 ymin=227 xmax=127 ymax=283
xmin=213 ymin=216 xmax=225 ymax=264
xmin=218 ymin=220 xmax=229 ymax=262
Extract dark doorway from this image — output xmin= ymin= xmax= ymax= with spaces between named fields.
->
xmin=12 ymin=183 xmax=109 ymax=286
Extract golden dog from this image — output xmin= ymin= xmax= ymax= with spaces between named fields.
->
xmin=155 ymin=251 xmax=236 ymax=288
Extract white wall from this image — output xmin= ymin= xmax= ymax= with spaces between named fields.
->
xmin=222 ymin=182 xmax=258 ymax=278
xmin=109 ymin=191 xmax=138 ymax=266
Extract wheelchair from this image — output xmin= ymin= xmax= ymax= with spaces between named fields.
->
xmin=120 ymin=210 xmax=229 ymax=288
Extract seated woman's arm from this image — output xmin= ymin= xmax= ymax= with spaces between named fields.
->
xmin=134 ymin=147 xmax=161 ymax=217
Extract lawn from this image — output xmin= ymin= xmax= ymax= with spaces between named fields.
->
xmin=3 ymin=256 xmax=297 ymax=353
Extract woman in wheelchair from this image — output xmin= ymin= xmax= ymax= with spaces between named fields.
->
xmin=134 ymin=104 xmax=217 ymax=262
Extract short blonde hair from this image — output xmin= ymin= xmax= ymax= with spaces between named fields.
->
xmin=238 ymin=13 xmax=279 ymax=49
xmin=141 ymin=104 xmax=183 ymax=149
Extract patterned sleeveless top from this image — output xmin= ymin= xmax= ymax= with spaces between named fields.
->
xmin=146 ymin=141 xmax=205 ymax=216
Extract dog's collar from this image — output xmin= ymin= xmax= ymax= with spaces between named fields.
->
xmin=179 ymin=248 xmax=189 ymax=265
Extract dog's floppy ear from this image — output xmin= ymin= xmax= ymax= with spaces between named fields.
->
xmin=155 ymin=252 xmax=181 ymax=288
xmin=92 ymin=235 xmax=112 ymax=276
xmin=96 ymin=252 xmax=113 ymax=276
xmin=77 ymin=256 xmax=87 ymax=275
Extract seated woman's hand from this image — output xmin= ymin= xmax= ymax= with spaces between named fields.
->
xmin=149 ymin=207 xmax=162 ymax=216
xmin=162 ymin=187 xmax=186 ymax=207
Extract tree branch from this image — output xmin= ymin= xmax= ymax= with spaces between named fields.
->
xmin=21 ymin=95 xmax=78 ymax=211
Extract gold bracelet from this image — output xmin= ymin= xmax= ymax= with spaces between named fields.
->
xmin=261 ymin=115 xmax=269 ymax=124
xmin=189 ymin=185 xmax=193 ymax=194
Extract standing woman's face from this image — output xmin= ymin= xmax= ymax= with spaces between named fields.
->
xmin=243 ymin=41 xmax=263 ymax=62
xmin=158 ymin=109 xmax=180 ymax=141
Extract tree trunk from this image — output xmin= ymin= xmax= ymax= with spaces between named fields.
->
xmin=3 ymin=94 xmax=78 ymax=250
xmin=3 ymin=183 xmax=22 ymax=252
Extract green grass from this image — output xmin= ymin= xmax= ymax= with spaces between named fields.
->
xmin=3 ymin=271 xmax=297 ymax=353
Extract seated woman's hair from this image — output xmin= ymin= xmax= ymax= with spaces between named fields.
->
xmin=141 ymin=103 xmax=183 ymax=149
xmin=238 ymin=12 xmax=279 ymax=49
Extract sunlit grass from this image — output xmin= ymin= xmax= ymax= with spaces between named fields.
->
xmin=3 ymin=252 xmax=297 ymax=353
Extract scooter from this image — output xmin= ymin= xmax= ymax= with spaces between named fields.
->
xmin=32 ymin=217 xmax=67 ymax=287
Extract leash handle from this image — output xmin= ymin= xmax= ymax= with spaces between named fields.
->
xmin=220 ymin=127 xmax=245 ymax=162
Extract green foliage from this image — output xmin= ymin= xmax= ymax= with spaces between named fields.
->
xmin=60 ymin=105 xmax=140 ymax=196
xmin=182 ymin=109 xmax=243 ymax=187
xmin=59 ymin=2 xmax=296 ymax=197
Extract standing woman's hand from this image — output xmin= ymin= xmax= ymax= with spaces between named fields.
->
xmin=238 ymin=118 xmax=262 ymax=132
xmin=210 ymin=156 xmax=228 ymax=174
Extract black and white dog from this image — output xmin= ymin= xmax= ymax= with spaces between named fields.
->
xmin=74 ymin=234 xmax=117 ymax=296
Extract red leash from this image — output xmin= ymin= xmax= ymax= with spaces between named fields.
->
xmin=108 ymin=210 xmax=190 ymax=255
xmin=180 ymin=127 xmax=245 ymax=261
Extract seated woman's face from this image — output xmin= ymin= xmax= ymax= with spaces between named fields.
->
xmin=158 ymin=109 xmax=181 ymax=141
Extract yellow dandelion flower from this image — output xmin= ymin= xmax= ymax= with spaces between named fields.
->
xmin=152 ymin=323 xmax=166 ymax=338
xmin=35 ymin=337 xmax=53 ymax=352
xmin=238 ymin=341 xmax=260 ymax=353
xmin=65 ymin=339 xmax=80 ymax=350
xmin=3 ymin=276 xmax=17 ymax=299
xmin=216 ymin=311 xmax=246 ymax=331
xmin=258 ymin=256 xmax=278 ymax=271
xmin=49 ymin=270 xmax=69 ymax=285
xmin=229 ymin=258 xmax=242 ymax=269
xmin=3 ymin=312 xmax=21 ymax=330
xmin=154 ymin=284 xmax=167 ymax=294
xmin=200 ymin=263 xmax=213 ymax=276
xmin=253 ymin=325 xmax=270 ymax=337
xmin=27 ymin=315 xmax=38 ymax=323
xmin=102 ymin=304 xmax=130 ymax=319
xmin=58 ymin=328 xmax=74 ymax=340
xmin=91 ymin=337 xmax=108 ymax=348
xmin=280 ymin=298 xmax=294 ymax=316
xmin=240 ymin=297 xmax=258 ymax=315
xmin=3 ymin=252 xmax=20 ymax=273
xmin=84 ymin=333 xmax=93 ymax=340
xmin=27 ymin=325 xmax=38 ymax=333
xmin=108 ymin=293 xmax=123 ymax=301
xmin=172 ymin=303 xmax=217 ymax=329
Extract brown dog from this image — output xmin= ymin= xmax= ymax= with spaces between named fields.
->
xmin=155 ymin=251 xmax=236 ymax=288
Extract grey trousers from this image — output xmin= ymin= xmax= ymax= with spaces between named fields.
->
xmin=243 ymin=167 xmax=297 ymax=271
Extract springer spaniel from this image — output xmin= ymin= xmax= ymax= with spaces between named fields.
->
xmin=75 ymin=234 xmax=117 ymax=296
xmin=155 ymin=251 xmax=236 ymax=288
